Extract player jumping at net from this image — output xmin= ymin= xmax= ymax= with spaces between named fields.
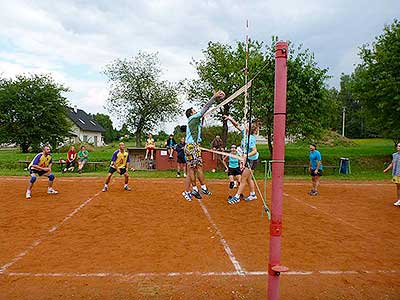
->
xmin=224 ymin=115 xmax=259 ymax=204
xmin=383 ymin=142 xmax=400 ymax=206
xmin=102 ymin=142 xmax=131 ymax=192
xmin=182 ymin=90 xmax=226 ymax=201
xmin=25 ymin=145 xmax=58 ymax=199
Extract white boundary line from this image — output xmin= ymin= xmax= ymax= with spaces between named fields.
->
xmin=282 ymin=192 xmax=399 ymax=248
xmin=0 ymin=269 xmax=398 ymax=278
xmin=197 ymin=199 xmax=245 ymax=276
xmin=0 ymin=191 xmax=102 ymax=274
xmin=283 ymin=192 xmax=365 ymax=231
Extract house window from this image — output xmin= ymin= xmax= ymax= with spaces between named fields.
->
xmin=83 ymin=135 xmax=88 ymax=142
xmin=90 ymin=120 xmax=96 ymax=126
xmin=79 ymin=118 xmax=86 ymax=124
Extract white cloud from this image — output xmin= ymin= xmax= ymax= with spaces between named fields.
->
xmin=1 ymin=0 xmax=399 ymax=132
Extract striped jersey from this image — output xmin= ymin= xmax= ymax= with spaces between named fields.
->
xmin=28 ymin=153 xmax=52 ymax=169
xmin=111 ymin=150 xmax=130 ymax=168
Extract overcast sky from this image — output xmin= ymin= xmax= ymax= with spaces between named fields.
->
xmin=0 ymin=0 xmax=398 ymax=132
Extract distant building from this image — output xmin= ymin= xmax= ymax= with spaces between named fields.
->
xmin=67 ymin=106 xmax=105 ymax=147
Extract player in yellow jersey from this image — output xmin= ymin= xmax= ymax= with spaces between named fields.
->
xmin=26 ymin=145 xmax=58 ymax=199
xmin=102 ymin=142 xmax=131 ymax=192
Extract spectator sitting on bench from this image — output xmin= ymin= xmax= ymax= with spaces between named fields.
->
xmin=63 ymin=146 xmax=77 ymax=173
xmin=77 ymin=145 xmax=89 ymax=174
xmin=145 ymin=133 xmax=155 ymax=160
xmin=166 ymin=134 xmax=177 ymax=159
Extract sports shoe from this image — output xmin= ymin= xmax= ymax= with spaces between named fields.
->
xmin=310 ymin=191 xmax=319 ymax=196
xmin=307 ymin=190 xmax=315 ymax=195
xmin=183 ymin=173 xmax=187 ymax=178
xmin=176 ymin=174 xmax=181 ymax=178
xmin=191 ymin=189 xmax=202 ymax=199
xmin=26 ymin=191 xmax=31 ymax=199
xmin=394 ymin=200 xmax=400 ymax=206
xmin=102 ymin=186 xmax=108 ymax=192
xmin=228 ymin=195 xmax=240 ymax=205
xmin=245 ymin=194 xmax=257 ymax=202
xmin=47 ymin=188 xmax=59 ymax=195
xmin=124 ymin=185 xmax=131 ymax=191
xmin=182 ymin=191 xmax=192 ymax=202
xmin=201 ymin=188 xmax=212 ymax=196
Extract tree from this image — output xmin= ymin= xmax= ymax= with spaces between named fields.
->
xmin=104 ymin=52 xmax=181 ymax=146
xmin=93 ymin=113 xmax=117 ymax=143
xmin=186 ymin=41 xmax=246 ymax=147
xmin=188 ymin=39 xmax=329 ymax=154
xmin=351 ymin=19 xmax=400 ymax=144
xmin=0 ymin=74 xmax=70 ymax=152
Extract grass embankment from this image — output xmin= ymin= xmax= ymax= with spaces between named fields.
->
xmin=0 ymin=139 xmax=395 ymax=180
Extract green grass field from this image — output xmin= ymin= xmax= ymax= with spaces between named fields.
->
xmin=0 ymin=139 xmax=396 ymax=180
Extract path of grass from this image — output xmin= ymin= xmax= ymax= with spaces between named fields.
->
xmin=0 ymin=139 xmax=396 ymax=180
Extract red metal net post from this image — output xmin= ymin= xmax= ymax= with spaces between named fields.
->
xmin=267 ymin=41 xmax=288 ymax=300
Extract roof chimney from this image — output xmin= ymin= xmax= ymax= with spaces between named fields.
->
xmin=74 ymin=105 xmax=78 ymax=113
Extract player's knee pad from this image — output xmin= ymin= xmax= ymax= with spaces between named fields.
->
xmin=229 ymin=181 xmax=235 ymax=189
xmin=30 ymin=176 xmax=37 ymax=184
xmin=48 ymin=173 xmax=55 ymax=181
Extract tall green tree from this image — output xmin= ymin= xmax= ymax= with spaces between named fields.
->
xmin=352 ymin=19 xmax=400 ymax=144
xmin=0 ymin=74 xmax=70 ymax=152
xmin=188 ymin=39 xmax=329 ymax=154
xmin=104 ymin=52 xmax=181 ymax=146
xmin=92 ymin=113 xmax=117 ymax=143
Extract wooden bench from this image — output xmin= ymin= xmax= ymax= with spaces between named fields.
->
xmin=58 ymin=160 xmax=107 ymax=171
xmin=18 ymin=160 xmax=107 ymax=172
xmin=285 ymin=164 xmax=337 ymax=174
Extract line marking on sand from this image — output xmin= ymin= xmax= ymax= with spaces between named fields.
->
xmin=0 ymin=191 xmax=102 ymax=273
xmin=283 ymin=192 xmax=365 ymax=231
xmin=197 ymin=199 xmax=245 ymax=276
xmin=282 ymin=192 xmax=399 ymax=248
xmin=0 ymin=269 xmax=398 ymax=278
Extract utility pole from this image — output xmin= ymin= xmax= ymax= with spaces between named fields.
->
xmin=342 ymin=107 xmax=346 ymax=137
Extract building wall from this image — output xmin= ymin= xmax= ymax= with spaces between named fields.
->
xmin=70 ymin=124 xmax=104 ymax=147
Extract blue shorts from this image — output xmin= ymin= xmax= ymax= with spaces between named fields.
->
xmin=29 ymin=168 xmax=47 ymax=176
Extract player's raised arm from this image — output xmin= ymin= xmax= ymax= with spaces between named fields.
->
xmin=200 ymin=90 xmax=225 ymax=116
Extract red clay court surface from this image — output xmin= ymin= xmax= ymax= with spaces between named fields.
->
xmin=0 ymin=176 xmax=399 ymax=299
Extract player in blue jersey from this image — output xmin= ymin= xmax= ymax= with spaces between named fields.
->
xmin=25 ymin=145 xmax=58 ymax=199
xmin=223 ymin=144 xmax=242 ymax=198
xmin=384 ymin=143 xmax=400 ymax=206
xmin=309 ymin=144 xmax=323 ymax=196
xmin=224 ymin=115 xmax=259 ymax=204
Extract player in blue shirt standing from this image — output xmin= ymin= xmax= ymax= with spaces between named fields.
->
xmin=309 ymin=143 xmax=323 ymax=196
xmin=383 ymin=143 xmax=400 ymax=206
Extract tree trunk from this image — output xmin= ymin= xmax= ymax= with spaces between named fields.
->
xmin=267 ymin=125 xmax=273 ymax=158
xmin=221 ymin=104 xmax=230 ymax=148
xmin=135 ymin=131 xmax=141 ymax=147
xmin=20 ymin=142 xmax=30 ymax=153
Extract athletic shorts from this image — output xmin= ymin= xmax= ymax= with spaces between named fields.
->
xmin=392 ymin=176 xmax=400 ymax=184
xmin=310 ymin=169 xmax=323 ymax=177
xmin=109 ymin=167 xmax=127 ymax=175
xmin=184 ymin=143 xmax=202 ymax=168
xmin=29 ymin=168 xmax=47 ymax=176
xmin=228 ymin=167 xmax=242 ymax=176
xmin=177 ymin=156 xmax=186 ymax=164
xmin=245 ymin=159 xmax=259 ymax=171
xmin=146 ymin=146 xmax=155 ymax=150
xmin=66 ymin=160 xmax=76 ymax=168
